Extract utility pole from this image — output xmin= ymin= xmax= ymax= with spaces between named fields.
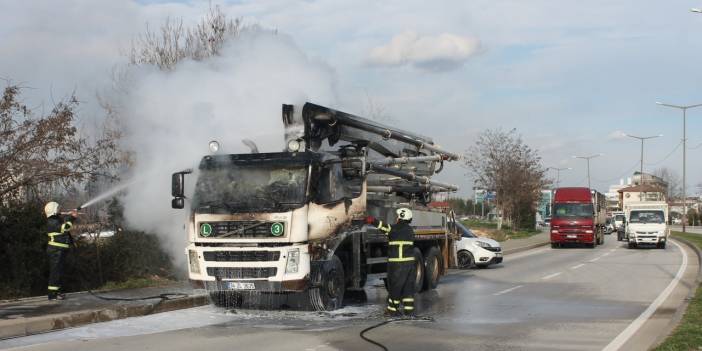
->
xmin=548 ymin=167 xmax=572 ymax=188
xmin=656 ymin=102 xmax=702 ymax=233
xmin=624 ymin=133 xmax=662 ymax=199
xmin=573 ymin=154 xmax=602 ymax=190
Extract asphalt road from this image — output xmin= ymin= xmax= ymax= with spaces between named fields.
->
xmin=3 ymin=236 xmax=697 ymax=351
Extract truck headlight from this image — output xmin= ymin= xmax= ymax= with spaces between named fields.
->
xmin=188 ymin=250 xmax=200 ymax=274
xmin=286 ymin=249 xmax=300 ymax=273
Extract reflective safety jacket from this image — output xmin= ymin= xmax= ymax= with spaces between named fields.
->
xmin=46 ymin=215 xmax=75 ymax=250
xmin=373 ymin=219 xmax=415 ymax=263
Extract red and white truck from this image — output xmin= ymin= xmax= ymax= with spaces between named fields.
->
xmin=549 ymin=187 xmax=606 ymax=248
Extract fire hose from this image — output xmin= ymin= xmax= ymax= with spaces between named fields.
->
xmin=359 ymin=315 xmax=435 ymax=351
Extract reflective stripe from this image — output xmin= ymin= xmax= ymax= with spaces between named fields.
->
xmin=386 ymin=306 xmax=397 ymax=312
xmin=377 ymin=221 xmax=392 ymax=234
xmin=48 ymin=286 xmax=60 ymax=291
xmin=48 ymin=241 xmax=69 ymax=248
xmin=47 ymin=232 xmax=62 ymax=236
xmin=393 ymin=300 xmax=401 ymax=304
xmin=388 ymin=241 xmax=413 ymax=245
xmin=388 ymin=257 xmax=414 ymax=262
xmin=403 ymin=306 xmax=414 ymax=310
xmin=61 ymin=221 xmax=73 ymax=233
xmin=402 ymin=298 xmax=414 ymax=303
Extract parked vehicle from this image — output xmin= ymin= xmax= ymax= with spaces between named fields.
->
xmin=549 ymin=187 xmax=606 ymax=248
xmin=453 ymin=222 xmax=503 ymax=268
xmin=624 ymin=202 xmax=669 ymax=249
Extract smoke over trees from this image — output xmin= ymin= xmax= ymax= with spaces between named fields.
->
xmin=464 ymin=129 xmax=549 ymax=229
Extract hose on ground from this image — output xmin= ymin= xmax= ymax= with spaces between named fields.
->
xmin=359 ymin=315 xmax=434 ymax=351
xmin=88 ymin=290 xmax=189 ymax=301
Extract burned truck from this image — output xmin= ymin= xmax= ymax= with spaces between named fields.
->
xmin=171 ymin=103 xmax=460 ymax=310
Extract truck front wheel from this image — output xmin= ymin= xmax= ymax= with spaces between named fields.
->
xmin=309 ymin=255 xmax=345 ymax=311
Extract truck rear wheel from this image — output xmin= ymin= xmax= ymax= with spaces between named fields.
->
xmin=412 ymin=248 xmax=425 ymax=293
xmin=628 ymin=241 xmax=636 ymax=249
xmin=309 ymin=255 xmax=345 ymax=311
xmin=423 ymin=247 xmax=441 ymax=290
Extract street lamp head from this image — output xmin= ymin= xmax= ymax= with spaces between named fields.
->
xmin=691 ymin=8 xmax=702 ymax=13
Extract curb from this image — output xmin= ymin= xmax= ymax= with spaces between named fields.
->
xmin=503 ymin=241 xmax=550 ymax=255
xmin=650 ymin=236 xmax=702 ymax=350
xmin=0 ymin=294 xmax=209 ymax=340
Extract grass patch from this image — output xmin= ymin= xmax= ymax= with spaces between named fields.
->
xmin=462 ymin=220 xmax=541 ymax=242
xmin=97 ymin=275 xmax=175 ymax=292
xmin=654 ymin=231 xmax=702 ymax=350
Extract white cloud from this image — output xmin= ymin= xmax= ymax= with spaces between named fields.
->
xmin=366 ymin=31 xmax=479 ymax=72
xmin=607 ymin=130 xmax=628 ymax=141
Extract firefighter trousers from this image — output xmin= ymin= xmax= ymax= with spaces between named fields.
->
xmin=386 ymin=261 xmax=416 ymax=313
xmin=47 ymin=247 xmax=67 ymax=294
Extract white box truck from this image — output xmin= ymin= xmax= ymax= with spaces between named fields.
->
xmin=624 ymin=201 xmax=669 ymax=249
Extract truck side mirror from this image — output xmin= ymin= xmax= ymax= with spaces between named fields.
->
xmin=172 ymin=172 xmax=185 ymax=197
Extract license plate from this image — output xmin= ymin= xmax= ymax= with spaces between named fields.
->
xmin=227 ymin=282 xmax=255 ymax=290
xmin=567 ymin=234 xmax=577 ymax=239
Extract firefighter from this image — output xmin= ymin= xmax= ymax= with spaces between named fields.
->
xmin=366 ymin=208 xmax=416 ymax=317
xmin=44 ymin=202 xmax=77 ymax=300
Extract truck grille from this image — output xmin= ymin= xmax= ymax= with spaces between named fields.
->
xmin=199 ymin=221 xmax=285 ymax=238
xmin=206 ymin=267 xmax=278 ymax=279
xmin=203 ymin=251 xmax=280 ymax=262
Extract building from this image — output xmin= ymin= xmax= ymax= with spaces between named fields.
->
xmin=632 ymin=171 xmax=668 ymax=189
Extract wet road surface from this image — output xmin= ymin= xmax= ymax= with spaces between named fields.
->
xmin=2 ymin=237 xmax=696 ymax=351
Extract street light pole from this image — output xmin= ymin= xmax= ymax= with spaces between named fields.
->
xmin=573 ymin=154 xmax=602 ymax=190
xmin=624 ymin=134 xmax=662 ymax=186
xmin=656 ymin=102 xmax=702 ymax=233
xmin=548 ymin=167 xmax=572 ymax=188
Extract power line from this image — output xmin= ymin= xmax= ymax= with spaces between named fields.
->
xmin=645 ymin=141 xmax=683 ymax=166
xmin=592 ymin=160 xmax=640 ymax=183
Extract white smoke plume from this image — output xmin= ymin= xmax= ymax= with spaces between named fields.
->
xmin=112 ymin=30 xmax=337 ymax=267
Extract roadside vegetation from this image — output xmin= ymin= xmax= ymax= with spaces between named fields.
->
xmin=655 ymin=231 xmax=702 ymax=350
xmin=461 ymin=219 xmax=541 ymax=242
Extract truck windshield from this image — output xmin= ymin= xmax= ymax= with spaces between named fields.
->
xmin=192 ymin=162 xmax=308 ymax=213
xmin=553 ymin=203 xmax=593 ymax=218
xmin=615 ymin=215 xmax=625 ymax=222
xmin=629 ymin=210 xmax=664 ymax=224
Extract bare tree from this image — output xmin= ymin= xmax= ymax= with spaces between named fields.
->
xmin=129 ymin=5 xmax=243 ymax=70
xmin=464 ymin=129 xmax=549 ymax=229
xmin=0 ymin=85 xmax=119 ymax=202
xmin=653 ymin=167 xmax=681 ymax=200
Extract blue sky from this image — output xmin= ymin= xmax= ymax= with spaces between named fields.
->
xmin=2 ymin=0 xmax=702 ymax=196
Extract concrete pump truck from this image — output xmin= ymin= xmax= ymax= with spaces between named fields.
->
xmin=170 ymin=103 xmax=460 ymax=311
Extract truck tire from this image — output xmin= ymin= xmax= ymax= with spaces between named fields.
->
xmin=551 ymin=242 xmax=560 ymax=249
xmin=412 ymin=248 xmax=425 ymax=293
xmin=423 ymin=247 xmax=441 ymax=290
xmin=628 ymin=241 xmax=636 ymax=249
xmin=659 ymin=242 xmax=666 ymax=249
xmin=309 ymin=255 xmax=345 ymax=311
xmin=457 ymin=250 xmax=475 ymax=268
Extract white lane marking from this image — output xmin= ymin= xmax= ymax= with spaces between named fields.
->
xmin=541 ymin=272 xmax=562 ymax=280
xmin=571 ymin=263 xmax=585 ymax=270
xmin=602 ymin=252 xmax=611 ymax=257
xmin=602 ymin=240 xmax=689 ymax=351
xmin=589 ymin=257 xmax=601 ymax=262
xmin=493 ymin=285 xmax=524 ymax=296
xmin=610 ymin=249 xmax=616 ymax=252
